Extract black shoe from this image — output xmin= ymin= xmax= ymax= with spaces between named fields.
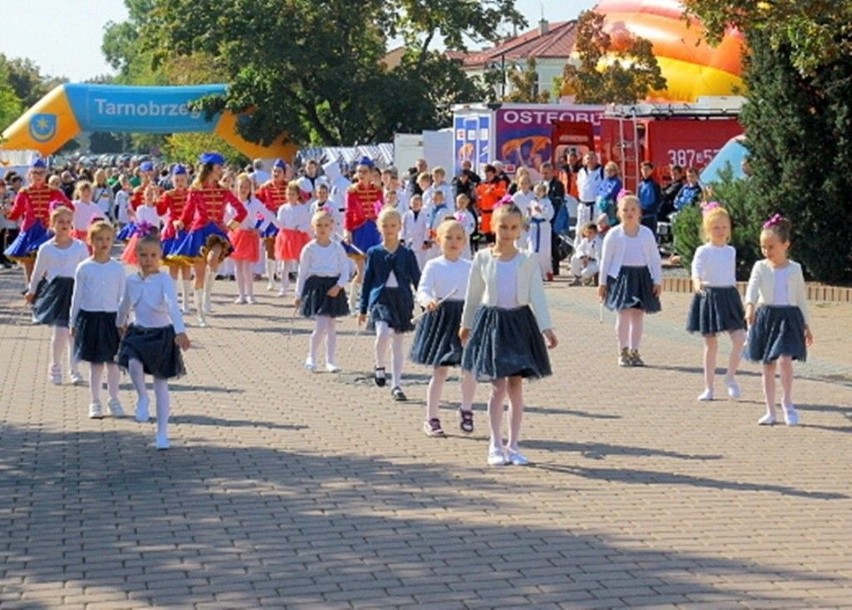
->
xmin=374 ymin=367 xmax=386 ymax=387
xmin=391 ymin=386 xmax=407 ymax=401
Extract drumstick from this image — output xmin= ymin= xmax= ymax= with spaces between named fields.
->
xmin=411 ymin=288 xmax=458 ymax=323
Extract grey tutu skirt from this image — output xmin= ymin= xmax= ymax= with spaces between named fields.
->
xmin=118 ymin=325 xmax=186 ymax=379
xmin=299 ymin=275 xmax=349 ymax=318
xmin=367 ymin=287 xmax=415 ymax=333
xmin=461 ymin=305 xmax=552 ymax=382
xmin=746 ymin=305 xmax=807 ymax=364
xmin=686 ymin=286 xmax=746 ymax=335
xmin=74 ymin=310 xmax=119 ymax=363
xmin=32 ymin=276 xmax=74 ymax=327
xmin=410 ymin=299 xmax=464 ymax=367
xmin=605 ymin=266 xmax=661 ymax=313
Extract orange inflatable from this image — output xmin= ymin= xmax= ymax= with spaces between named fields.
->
xmin=576 ymin=0 xmax=746 ymax=102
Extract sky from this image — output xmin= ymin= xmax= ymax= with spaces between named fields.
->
xmin=2 ymin=0 xmax=599 ymax=83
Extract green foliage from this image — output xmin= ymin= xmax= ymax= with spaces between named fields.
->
xmin=673 ymin=168 xmax=762 ymax=280
xmin=562 ymin=11 xmax=667 ymax=104
xmin=163 ymin=133 xmax=247 ymax=168
xmin=0 ymin=63 xmax=23 ymax=131
xmin=126 ymin=0 xmax=522 ymax=146
xmin=683 ymin=0 xmax=852 ymax=78
xmin=503 ymin=58 xmax=551 ymax=103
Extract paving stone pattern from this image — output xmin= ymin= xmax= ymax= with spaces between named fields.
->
xmin=1 ymin=265 xmax=850 ymax=609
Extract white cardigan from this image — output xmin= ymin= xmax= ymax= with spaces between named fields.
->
xmin=461 ymin=249 xmax=552 ymax=331
xmin=598 ymin=225 xmax=663 ymax=285
xmin=745 ymin=260 xmax=810 ymax=324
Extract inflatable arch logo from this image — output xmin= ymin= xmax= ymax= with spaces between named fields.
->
xmin=1 ymin=83 xmax=295 ymax=159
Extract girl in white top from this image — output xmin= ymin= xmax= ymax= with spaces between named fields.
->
xmin=71 ymin=181 xmax=106 ymax=246
xmin=598 ymin=195 xmax=663 ymax=367
xmin=26 ymin=206 xmax=88 ymax=386
xmin=92 ymin=170 xmax=114 ymax=219
xmin=511 ymin=173 xmax=536 ymax=247
xmin=114 ymin=175 xmax=132 ymax=226
xmin=117 ymin=233 xmax=191 ymax=449
xmin=121 ymin=184 xmax=162 ymax=266
xmin=526 ymin=183 xmax=555 ymax=278
xmin=274 ymin=182 xmax=313 ymax=297
xmin=686 ymin=205 xmax=746 ymax=402
xmin=744 ymin=215 xmax=813 ymax=426
xmin=460 ymin=203 xmax=558 ymax=467
xmin=310 ymin=183 xmax=343 ymax=239
xmin=402 ymin=194 xmax=429 ymax=270
xmin=410 ymin=220 xmax=476 ymax=437
xmin=70 ymin=221 xmax=126 ymax=420
xmin=294 ymin=210 xmax=351 ymax=373
xmin=228 ymin=173 xmax=276 ymax=304
xmin=453 ymin=193 xmax=476 ymax=260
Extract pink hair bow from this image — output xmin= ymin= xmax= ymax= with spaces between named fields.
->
xmin=495 ymin=194 xmax=514 ymax=208
xmin=617 ymin=188 xmax=630 ymax=200
xmin=763 ymin=213 xmax=784 ymax=229
xmin=701 ymin=200 xmax=721 ymax=216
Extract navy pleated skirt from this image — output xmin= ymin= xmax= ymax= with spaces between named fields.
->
xmin=74 ymin=310 xmax=119 ymax=363
xmin=605 ymin=266 xmax=661 ymax=313
xmin=32 ymin=276 xmax=74 ymax=327
xmin=746 ymin=305 xmax=807 ymax=364
xmin=118 ymin=325 xmax=186 ymax=379
xmin=686 ymin=286 xmax=746 ymax=335
xmin=299 ymin=275 xmax=349 ymax=318
xmin=410 ymin=299 xmax=464 ymax=367
xmin=367 ymin=286 xmax=415 ymax=333
xmin=4 ymin=222 xmax=51 ymax=260
xmin=461 ymin=305 xmax=552 ymax=382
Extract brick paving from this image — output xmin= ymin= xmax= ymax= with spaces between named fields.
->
xmin=0 ymin=263 xmax=850 ymax=609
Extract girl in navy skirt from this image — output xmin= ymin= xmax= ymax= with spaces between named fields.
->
xmin=294 ymin=210 xmax=350 ymax=373
xmin=745 ymin=215 xmax=813 ymax=426
xmin=598 ymin=194 xmax=663 ymax=367
xmin=70 ymin=221 xmax=126 ymax=419
xmin=25 ymin=206 xmax=88 ymax=385
xmin=687 ymin=205 xmax=746 ymax=401
xmin=118 ymin=233 xmax=191 ymax=449
xmin=460 ymin=203 xmax=558 ymax=467
xmin=359 ymin=207 xmax=420 ymax=401
xmin=410 ymin=219 xmax=476 ymax=437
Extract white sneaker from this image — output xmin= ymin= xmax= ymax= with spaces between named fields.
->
xmin=107 ymin=398 xmax=125 ymax=417
xmin=725 ymin=377 xmax=742 ymax=398
xmin=88 ymin=402 xmax=104 ymax=419
xmin=487 ymin=447 xmax=507 ymax=467
xmin=70 ymin=372 xmax=84 ymax=386
xmin=507 ymin=448 xmax=530 ymax=466
xmin=757 ymin=412 xmax=777 ymax=426
xmin=266 ymin=282 xmax=274 ymax=292
xmin=697 ymin=389 xmax=714 ymax=402
xmin=783 ymin=404 xmax=799 ymax=426
xmin=246 ymin=296 xmax=256 ymax=304
xmin=135 ymin=396 xmax=150 ymax=423
xmin=277 ymin=289 xmax=287 ymax=298
xmin=49 ymin=372 xmax=62 ymax=386
xmin=155 ymin=433 xmax=170 ymax=450
xmin=325 ymin=363 xmax=341 ymax=373
xmin=304 ymin=359 xmax=316 ymax=372
xmin=234 ymin=296 xmax=247 ymax=304
xmin=196 ymin=315 xmax=208 ymax=328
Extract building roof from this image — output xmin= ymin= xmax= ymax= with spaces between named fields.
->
xmin=449 ymin=20 xmax=577 ymax=69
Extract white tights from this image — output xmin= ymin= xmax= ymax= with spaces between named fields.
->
xmin=233 ymin=260 xmax=256 ymax=299
xmin=50 ymin=326 xmax=79 ymax=376
xmin=702 ymin=330 xmax=745 ymax=391
xmin=90 ymin=362 xmax=120 ymax=404
xmin=426 ymin=366 xmax=477 ymax=420
xmin=762 ymin=356 xmax=795 ymax=416
xmin=308 ymin=316 xmax=338 ymax=366
xmin=374 ymin=321 xmax=405 ymax=388
xmin=279 ymin=260 xmax=296 ymax=295
xmin=128 ymin=359 xmax=171 ymax=437
xmin=616 ymin=309 xmax=645 ymax=349
xmin=487 ymin=377 xmax=525 ymax=451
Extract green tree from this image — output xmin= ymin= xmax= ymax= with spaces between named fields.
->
xmin=0 ymin=62 xmax=24 ymax=131
xmin=683 ymin=1 xmax=852 ymax=282
xmin=0 ymin=55 xmax=64 ymax=108
xmin=129 ymin=0 xmax=522 ymax=146
xmin=562 ymin=11 xmax=667 ymax=104
xmin=503 ymin=58 xmax=551 ymax=103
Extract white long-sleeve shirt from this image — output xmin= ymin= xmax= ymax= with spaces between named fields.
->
xmin=745 ymin=259 xmax=809 ymax=324
xmin=295 ymin=240 xmax=351 ymax=296
xmin=71 ymin=200 xmax=105 ymax=231
xmin=227 ymin=196 xmax=275 ymax=231
xmin=28 ymin=239 xmax=89 ymax=293
xmin=70 ymin=258 xmax=126 ymax=321
xmin=416 ymin=256 xmax=471 ymax=308
xmin=276 ymin=202 xmax=312 ymax=232
xmin=117 ymin=271 xmax=185 ymax=333
xmin=135 ymin=204 xmax=162 ymax=228
xmin=403 ymin=209 xmax=429 ymax=248
xmin=598 ymin=224 xmax=663 ymax=285
xmin=692 ymin=243 xmax=737 ymax=287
